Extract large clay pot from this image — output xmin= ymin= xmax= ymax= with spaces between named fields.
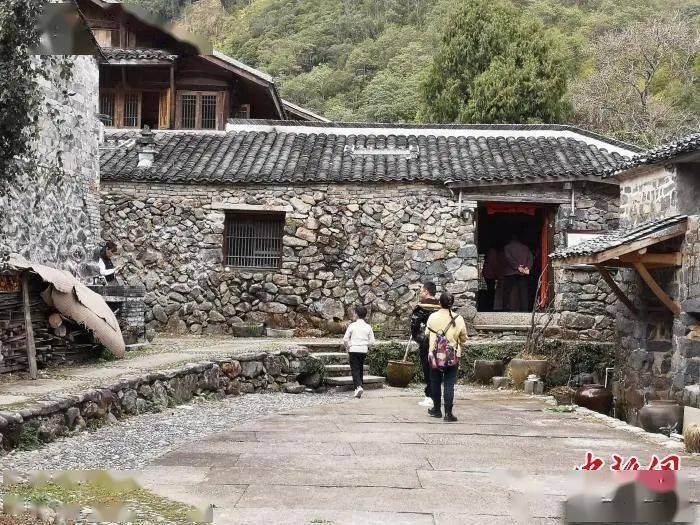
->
xmin=638 ymin=400 xmax=684 ymax=434
xmin=387 ymin=360 xmax=414 ymax=388
xmin=231 ymin=323 xmax=265 ymax=337
xmin=508 ymin=359 xmax=549 ymax=387
xmin=474 ymin=359 xmax=504 ymax=384
xmin=575 ymin=384 xmax=613 ymax=414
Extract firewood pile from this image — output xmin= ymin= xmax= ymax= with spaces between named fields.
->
xmin=0 ymin=276 xmax=98 ymax=374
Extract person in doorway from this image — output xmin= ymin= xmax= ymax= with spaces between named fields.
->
xmin=410 ymin=281 xmax=441 ymax=408
xmin=503 ymin=234 xmax=533 ymax=311
xmin=425 ymin=292 xmax=468 ymax=422
xmin=482 ymin=247 xmax=504 ymax=311
xmin=343 ymin=304 xmax=376 ymax=398
xmin=98 ymin=241 xmax=120 ymax=283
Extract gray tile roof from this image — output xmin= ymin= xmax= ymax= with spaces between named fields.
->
xmin=102 ymin=47 xmax=177 ymax=62
xmin=100 ymin=124 xmax=631 ymax=186
xmin=551 ymin=215 xmax=688 ymax=260
xmin=604 ymin=133 xmax=700 ymax=177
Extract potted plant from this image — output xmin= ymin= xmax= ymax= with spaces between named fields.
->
xmin=508 ymin=353 xmax=549 ymax=387
xmin=550 ymin=385 xmax=576 ymax=406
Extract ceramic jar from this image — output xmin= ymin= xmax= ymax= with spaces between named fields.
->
xmin=638 ymin=400 xmax=684 ymax=434
xmin=474 ymin=359 xmax=504 ymax=384
xmin=574 ymin=384 xmax=613 ymax=414
xmin=387 ymin=360 xmax=414 ymax=388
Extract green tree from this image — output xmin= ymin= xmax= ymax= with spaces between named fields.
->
xmin=419 ymin=0 xmax=571 ymax=124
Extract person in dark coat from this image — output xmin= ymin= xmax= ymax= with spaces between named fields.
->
xmin=410 ymin=281 xmax=440 ymax=408
xmin=98 ymin=241 xmax=119 ymax=283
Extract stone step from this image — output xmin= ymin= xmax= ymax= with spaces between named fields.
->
xmin=301 ymin=342 xmax=344 ymax=353
xmin=474 ymin=324 xmax=531 ymax=332
xmin=326 ymin=375 xmax=385 ymax=390
xmin=324 ymin=364 xmax=369 ymax=377
xmin=312 ymin=352 xmax=348 ymax=365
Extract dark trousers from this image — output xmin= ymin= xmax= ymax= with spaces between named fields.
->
xmin=419 ymin=347 xmax=431 ymax=397
xmin=349 ymin=352 xmax=366 ymax=389
xmin=430 ymin=364 xmax=458 ymax=411
xmin=503 ymin=274 xmax=530 ymax=312
xmin=485 ymin=278 xmax=496 ymax=311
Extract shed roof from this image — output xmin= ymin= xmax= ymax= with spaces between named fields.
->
xmin=550 ymin=215 xmax=688 ymax=263
xmin=100 ymin=122 xmax=636 ymax=186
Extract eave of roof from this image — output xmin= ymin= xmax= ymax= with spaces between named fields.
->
xmin=603 ymin=133 xmax=700 ymax=178
xmin=281 ymin=100 xmax=331 ymax=122
xmin=550 ymin=215 xmax=688 ymax=264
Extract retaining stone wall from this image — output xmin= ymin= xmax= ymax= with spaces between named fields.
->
xmin=0 ymin=347 xmax=315 ymax=452
xmin=101 ymin=183 xmax=479 ymax=336
xmin=0 ymin=56 xmax=101 ymax=278
xmin=619 ymin=167 xmax=678 ymax=229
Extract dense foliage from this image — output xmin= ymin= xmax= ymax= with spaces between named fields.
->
xmin=419 ymin=0 xmax=569 ymax=123
xmin=136 ymin=0 xmax=698 ymax=144
xmin=0 ymin=0 xmax=45 ymax=180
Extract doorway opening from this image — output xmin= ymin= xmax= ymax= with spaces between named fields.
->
xmin=141 ymin=91 xmax=160 ymax=130
xmin=476 ymin=202 xmax=555 ymax=312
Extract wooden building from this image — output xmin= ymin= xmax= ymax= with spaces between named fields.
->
xmin=76 ymin=0 xmax=325 ymax=130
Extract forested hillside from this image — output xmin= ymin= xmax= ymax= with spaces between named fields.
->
xmin=126 ymin=0 xmax=699 ymax=145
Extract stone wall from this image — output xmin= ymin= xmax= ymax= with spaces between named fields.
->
xmin=0 ymin=56 xmax=101 ymax=278
xmin=552 ymin=182 xmax=620 ymax=341
xmin=619 ymin=166 xmax=678 ymax=228
xmin=0 ymin=347 xmax=316 ymax=451
xmin=101 ymin=183 xmax=478 ymax=336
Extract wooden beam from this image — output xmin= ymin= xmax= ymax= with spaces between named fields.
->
xmin=633 ymin=262 xmax=681 ymax=316
xmin=619 ymin=252 xmax=682 ymax=267
xmin=594 ymin=264 xmax=639 ymax=317
xmin=22 ymin=272 xmax=38 ymax=380
xmin=169 ymin=64 xmax=176 ymax=130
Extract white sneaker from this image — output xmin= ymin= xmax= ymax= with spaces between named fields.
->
xmin=418 ymin=396 xmax=433 ymax=408
xmin=354 ymin=387 xmax=363 ymax=398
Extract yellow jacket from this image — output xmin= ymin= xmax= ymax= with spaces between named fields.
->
xmin=425 ymin=308 xmax=468 ymax=357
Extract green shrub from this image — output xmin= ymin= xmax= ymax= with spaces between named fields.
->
xmin=16 ymin=422 xmax=41 ymax=451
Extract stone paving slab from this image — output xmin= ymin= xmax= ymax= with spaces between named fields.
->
xmin=137 ymin=386 xmax=700 ymax=524
xmin=0 ymin=378 xmax=79 ymax=397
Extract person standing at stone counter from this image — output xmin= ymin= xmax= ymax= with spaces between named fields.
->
xmin=98 ymin=241 xmax=120 ymax=283
xmin=343 ymin=304 xmax=376 ymax=399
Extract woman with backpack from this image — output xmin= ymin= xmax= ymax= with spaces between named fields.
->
xmin=425 ymin=292 xmax=468 ymax=422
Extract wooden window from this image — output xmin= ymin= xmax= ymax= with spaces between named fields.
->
xmin=224 ymin=213 xmax=284 ymax=269
xmin=99 ymin=91 xmax=115 ymax=126
xmin=93 ymin=28 xmax=119 ymax=47
xmin=123 ymin=92 xmax=141 ymax=128
xmin=176 ymin=91 xmax=222 ymax=130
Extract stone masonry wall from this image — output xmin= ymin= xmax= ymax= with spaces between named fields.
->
xmin=619 ymin=166 xmax=678 ymax=229
xmin=101 ymin=183 xmax=479 ymax=336
xmin=0 ymin=56 xmax=101 ymax=278
xmin=553 ymin=182 xmax=620 ymax=341
xmin=0 ymin=346 xmax=316 ymax=451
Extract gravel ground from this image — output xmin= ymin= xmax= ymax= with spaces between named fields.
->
xmin=0 ymin=391 xmax=347 ymax=471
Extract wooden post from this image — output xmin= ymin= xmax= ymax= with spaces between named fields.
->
xmin=170 ymin=64 xmax=176 ymax=129
xmin=22 ymin=272 xmax=38 ymax=380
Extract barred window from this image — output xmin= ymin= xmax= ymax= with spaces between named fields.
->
xmin=99 ymin=91 xmax=115 ymax=126
xmin=177 ymin=91 xmax=221 ymax=130
xmin=124 ymin=92 xmax=140 ymax=128
xmin=224 ymin=213 xmax=284 ymax=269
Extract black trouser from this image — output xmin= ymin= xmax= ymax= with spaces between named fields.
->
xmin=430 ymin=364 xmax=458 ymax=411
xmin=485 ymin=278 xmax=496 ymax=311
xmin=419 ymin=347 xmax=431 ymax=397
xmin=348 ymin=352 xmax=366 ymax=389
xmin=503 ymin=274 xmax=530 ymax=312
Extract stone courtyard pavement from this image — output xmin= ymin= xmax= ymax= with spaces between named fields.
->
xmin=135 ymin=386 xmax=700 ymax=525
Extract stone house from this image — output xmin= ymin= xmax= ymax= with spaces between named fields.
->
xmin=99 ymin=121 xmax=639 ymax=338
xmin=552 ymin=134 xmax=700 ymax=420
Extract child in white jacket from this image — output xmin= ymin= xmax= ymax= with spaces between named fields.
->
xmin=342 ymin=305 xmax=375 ymax=398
